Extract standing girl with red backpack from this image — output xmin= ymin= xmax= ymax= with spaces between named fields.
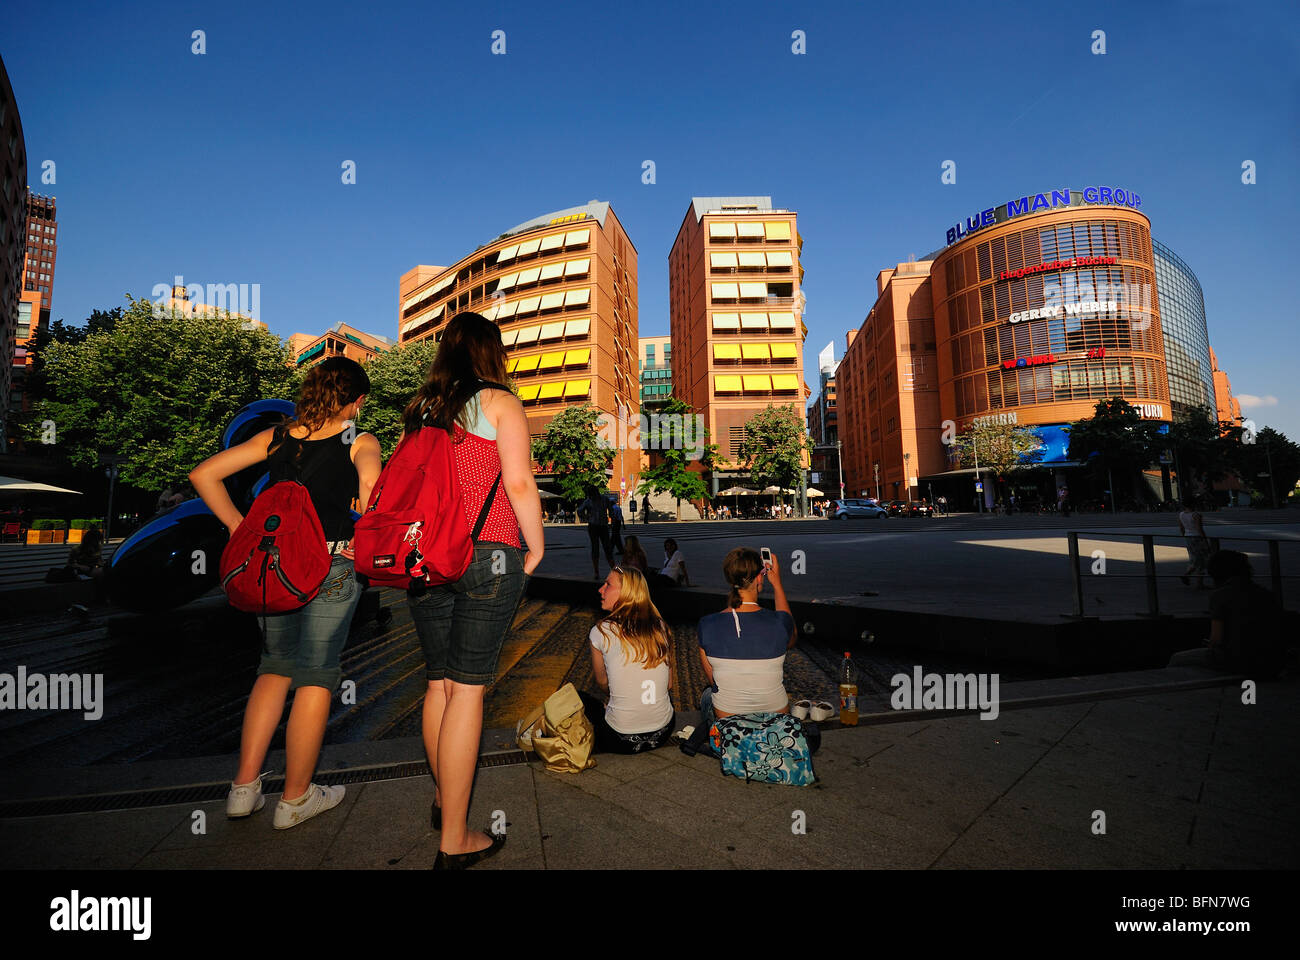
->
xmin=402 ymin=311 xmax=543 ymax=869
xmin=189 ymin=357 xmax=382 ymax=829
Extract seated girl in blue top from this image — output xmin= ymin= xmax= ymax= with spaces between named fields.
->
xmin=697 ymin=547 xmax=796 ymax=732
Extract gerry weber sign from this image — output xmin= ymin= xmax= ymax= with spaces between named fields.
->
xmin=946 ymin=187 xmax=1142 ymax=246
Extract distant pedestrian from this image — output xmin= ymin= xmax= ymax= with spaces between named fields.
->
xmin=650 ymin=537 xmax=691 ymax=590
xmin=621 ymin=535 xmax=649 ymax=573
xmin=1178 ymin=501 xmax=1211 ymax=590
xmin=581 ymin=488 xmax=616 ymax=579
xmin=609 ymin=499 xmax=625 ymax=554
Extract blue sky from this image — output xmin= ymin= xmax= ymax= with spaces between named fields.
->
xmin=8 ymin=0 xmax=1299 ymax=437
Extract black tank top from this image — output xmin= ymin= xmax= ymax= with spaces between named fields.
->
xmin=267 ymin=431 xmax=357 ymax=541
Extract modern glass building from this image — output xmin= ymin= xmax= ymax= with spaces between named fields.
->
xmin=1152 ymin=238 xmax=1215 ymax=417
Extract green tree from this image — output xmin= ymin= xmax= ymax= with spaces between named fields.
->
xmin=26 ymin=307 xmax=123 ymax=405
xmin=636 ymin=397 xmax=717 ymax=520
xmin=1163 ymin=404 xmax=1240 ymax=500
xmin=531 ymin=402 xmax=615 ymax=504
xmin=737 ymin=403 xmax=813 ymax=509
xmin=19 ymin=297 xmax=297 ymax=492
xmin=1065 ymin=397 xmax=1161 ymax=506
xmin=356 ymin=339 xmax=437 ymax=457
xmin=950 ymin=420 xmax=1044 ymax=500
xmin=1233 ymin=427 xmax=1300 ymax=508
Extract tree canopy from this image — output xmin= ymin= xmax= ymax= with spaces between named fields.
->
xmin=20 ymin=297 xmax=298 ymax=492
xmin=355 ymin=339 xmax=437 ymax=458
xmin=531 ymin=402 xmax=615 ymax=503
xmin=636 ymin=397 xmax=717 ymax=520
xmin=737 ymin=403 xmax=813 ymax=493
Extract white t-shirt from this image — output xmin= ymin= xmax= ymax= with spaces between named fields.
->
xmin=660 ymin=550 xmax=686 ymax=583
xmin=589 ymin=622 xmax=673 ymax=734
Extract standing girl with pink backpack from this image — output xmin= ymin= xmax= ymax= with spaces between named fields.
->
xmin=189 ymin=357 xmax=382 ymax=828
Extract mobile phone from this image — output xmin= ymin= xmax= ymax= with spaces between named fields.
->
xmin=760 ymin=546 xmax=772 ymax=567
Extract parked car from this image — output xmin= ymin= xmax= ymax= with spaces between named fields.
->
xmin=831 ymin=498 xmax=888 ymax=520
xmin=884 ymin=500 xmax=909 ymax=516
xmin=908 ymin=500 xmax=934 ymax=517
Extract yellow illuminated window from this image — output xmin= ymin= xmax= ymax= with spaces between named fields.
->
xmin=713 ymin=343 xmax=742 ymax=360
xmin=764 ymin=221 xmax=791 ymax=240
xmin=538 ymin=382 xmax=564 ymax=400
xmin=564 ymin=379 xmax=591 ymax=398
xmin=714 ymin=375 xmax=743 ymax=392
xmin=538 ymin=351 xmax=565 ymax=370
xmin=564 ymin=348 xmax=591 ymax=366
xmin=515 ymin=354 xmax=540 ymax=372
xmin=741 ymin=343 xmax=770 ymax=360
xmin=742 ymin=374 xmax=772 ymax=392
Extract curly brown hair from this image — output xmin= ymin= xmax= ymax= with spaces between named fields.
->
xmin=269 ymin=356 xmax=370 ymax=464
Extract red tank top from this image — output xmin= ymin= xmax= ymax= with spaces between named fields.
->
xmin=451 ymin=426 xmax=521 ymax=548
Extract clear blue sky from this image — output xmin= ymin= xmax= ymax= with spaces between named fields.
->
xmin=8 ymin=0 xmax=1298 ymax=437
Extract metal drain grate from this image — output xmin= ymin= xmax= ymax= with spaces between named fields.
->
xmin=0 ymin=750 xmax=531 ymax=819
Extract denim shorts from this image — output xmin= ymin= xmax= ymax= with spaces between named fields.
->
xmin=257 ymin=555 xmax=360 ymax=692
xmin=408 ymin=541 xmax=528 ymax=685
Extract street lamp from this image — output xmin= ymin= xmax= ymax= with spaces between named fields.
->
xmin=972 ymin=432 xmax=983 ymax=513
xmin=903 ymin=452 xmax=912 ymax=504
xmin=835 ymin=439 xmax=844 ymax=502
xmin=873 ymin=461 xmax=880 ymax=501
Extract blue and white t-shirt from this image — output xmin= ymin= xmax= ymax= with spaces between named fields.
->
xmin=697 ymin=608 xmax=793 ymax=715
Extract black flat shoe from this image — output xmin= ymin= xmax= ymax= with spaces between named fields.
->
xmin=430 ymin=801 xmax=441 ymax=830
xmin=431 ymin=831 xmax=506 ymax=870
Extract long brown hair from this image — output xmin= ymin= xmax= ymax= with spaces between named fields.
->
xmin=600 ymin=567 xmax=672 ymax=669
xmin=722 ymin=546 xmax=763 ymax=609
xmin=402 ymin=312 xmax=508 ymax=435
xmin=269 ymin=356 xmax=370 ymax=463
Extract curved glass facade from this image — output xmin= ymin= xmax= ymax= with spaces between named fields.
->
xmin=1152 ymin=238 xmax=1214 ymax=416
xmin=933 ymin=206 xmax=1169 ymax=427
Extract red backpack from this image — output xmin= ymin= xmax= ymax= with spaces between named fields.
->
xmin=351 ymin=383 xmax=505 ymax=589
xmin=219 ymin=475 xmax=331 ymax=614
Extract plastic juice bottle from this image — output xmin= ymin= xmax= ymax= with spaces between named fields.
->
xmin=839 ymin=652 xmax=859 ymax=726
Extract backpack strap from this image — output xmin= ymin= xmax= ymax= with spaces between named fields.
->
xmin=464 ymin=379 xmax=509 ymax=541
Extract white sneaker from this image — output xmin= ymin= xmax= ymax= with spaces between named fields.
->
xmin=273 ymin=783 xmax=345 ymax=830
xmin=226 ymin=772 xmax=270 ymax=818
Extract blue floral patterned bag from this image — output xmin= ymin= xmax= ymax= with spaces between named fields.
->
xmin=710 ymin=712 xmax=816 ymax=786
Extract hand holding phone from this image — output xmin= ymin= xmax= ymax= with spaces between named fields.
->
xmin=760 ymin=546 xmax=772 ymax=568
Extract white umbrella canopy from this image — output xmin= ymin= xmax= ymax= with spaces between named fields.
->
xmin=536 ymin=489 xmax=562 ymax=499
xmin=762 ymin=485 xmax=783 ymax=494
xmin=717 ymin=486 xmax=758 ymax=496
xmin=0 ymin=475 xmax=83 ymax=495
xmin=806 ymin=487 xmax=824 ymax=497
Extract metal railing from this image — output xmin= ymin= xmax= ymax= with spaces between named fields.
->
xmin=1066 ymin=530 xmax=1292 ymax=618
